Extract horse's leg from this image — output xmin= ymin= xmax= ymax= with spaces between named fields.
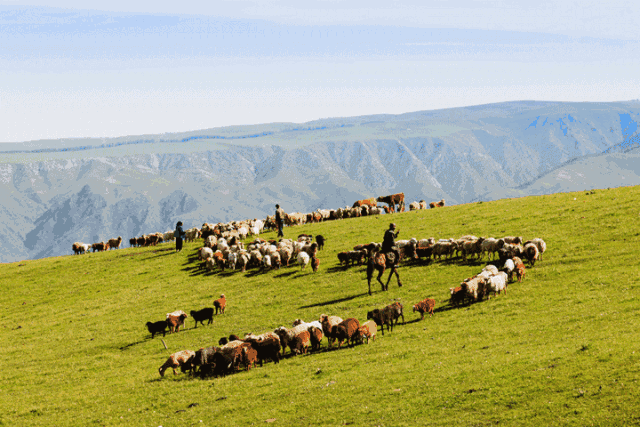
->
xmin=377 ymin=267 xmax=386 ymax=291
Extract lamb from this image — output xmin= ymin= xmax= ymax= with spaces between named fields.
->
xmin=412 ymin=298 xmax=436 ymax=319
xmin=356 ymin=320 xmax=377 ymax=344
xmin=297 ymin=251 xmax=310 ymax=270
xmin=190 ymin=308 xmax=214 ymax=328
xmin=166 ymin=310 xmax=188 ymax=333
xmin=146 ymin=320 xmax=168 ymax=338
xmin=330 ymin=318 xmax=361 ymax=348
xmin=513 ymin=256 xmax=526 ymax=282
xmin=523 ymin=242 xmax=540 ymax=266
xmin=214 ymin=294 xmax=226 ymax=314
xmin=159 ymin=350 xmax=196 ymax=376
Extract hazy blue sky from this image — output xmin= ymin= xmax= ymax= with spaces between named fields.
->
xmin=1 ymin=1 xmax=639 ymax=143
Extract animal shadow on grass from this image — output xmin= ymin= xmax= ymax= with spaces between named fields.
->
xmin=299 ymin=292 xmax=369 ymax=309
xmin=119 ymin=337 xmax=156 ymax=351
xmin=273 ymin=270 xmax=298 ymax=278
xmin=326 ymin=265 xmax=362 ymax=274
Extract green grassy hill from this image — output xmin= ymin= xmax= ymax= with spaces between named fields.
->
xmin=2 ymin=185 xmax=640 ymax=426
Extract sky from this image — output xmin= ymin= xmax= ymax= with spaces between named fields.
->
xmin=1 ymin=0 xmax=639 ymax=143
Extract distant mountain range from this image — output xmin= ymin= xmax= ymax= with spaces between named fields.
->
xmin=1 ymin=100 xmax=639 ymax=263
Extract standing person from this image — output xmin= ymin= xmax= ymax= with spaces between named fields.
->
xmin=381 ymin=223 xmax=401 ymax=266
xmin=175 ymin=221 xmax=186 ymax=252
xmin=275 ymin=204 xmax=285 ymax=238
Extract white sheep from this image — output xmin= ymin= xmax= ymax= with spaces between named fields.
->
xmin=502 ymin=259 xmax=515 ymax=281
xmin=483 ymin=271 xmax=508 ymax=299
xmin=297 ymin=251 xmax=310 ymax=270
xmin=199 ymin=247 xmax=214 ymax=261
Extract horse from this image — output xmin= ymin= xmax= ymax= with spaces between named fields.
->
xmin=366 ymin=241 xmax=418 ymax=295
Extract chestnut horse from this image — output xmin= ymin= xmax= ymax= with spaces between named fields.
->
xmin=366 ymin=241 xmax=418 ymax=295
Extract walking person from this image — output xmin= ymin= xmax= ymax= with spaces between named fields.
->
xmin=275 ymin=204 xmax=285 ymax=238
xmin=382 ymin=223 xmax=401 ymax=266
xmin=175 ymin=221 xmax=186 ymax=252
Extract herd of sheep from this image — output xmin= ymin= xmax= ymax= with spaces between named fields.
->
xmin=154 ymin=298 xmax=439 ymax=379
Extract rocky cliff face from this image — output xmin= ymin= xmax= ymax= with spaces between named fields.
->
xmin=1 ymin=100 xmax=639 ymax=262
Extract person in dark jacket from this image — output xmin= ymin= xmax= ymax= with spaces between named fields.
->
xmin=175 ymin=221 xmax=186 ymax=252
xmin=275 ymin=204 xmax=285 ymax=238
xmin=382 ymin=223 xmax=401 ymax=266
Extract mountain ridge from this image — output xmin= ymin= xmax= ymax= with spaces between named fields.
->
xmin=1 ymin=100 xmax=639 ymax=262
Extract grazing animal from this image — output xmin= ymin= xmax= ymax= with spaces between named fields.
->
xmin=190 ymin=308 xmax=214 ymax=328
xmin=523 ymin=243 xmax=539 ymax=266
xmin=297 ymin=251 xmax=310 ymax=270
xmin=243 ymin=332 xmax=281 ymax=366
xmin=166 ymin=310 xmax=188 ymax=333
xmin=159 ymin=350 xmax=196 ymax=376
xmin=449 ymin=286 xmax=465 ymax=307
xmin=482 ymin=271 xmax=508 ymax=299
xmin=146 ymin=320 xmax=168 ymax=338
xmin=319 ymin=315 xmax=343 ymax=347
xmin=366 ymin=241 xmax=418 ymax=295
xmin=413 ymin=298 xmax=436 ymax=319
xmin=352 ymin=197 xmax=377 ymax=208
xmin=376 ymin=192 xmax=405 ymax=213
xmin=524 ymin=238 xmax=547 ymax=261
xmin=107 ymin=236 xmax=123 ymax=250
xmin=331 ymin=318 xmax=361 ymax=348
xmin=356 ymin=320 xmax=377 ymax=344
xmin=366 ymin=308 xmax=393 ymax=336
xmin=311 ymin=256 xmax=320 ymax=272
xmin=214 ymin=294 xmax=226 ymax=314
xmin=513 ymin=256 xmax=526 ymax=282
xmin=429 ymin=199 xmax=445 ymax=208
xmin=316 ymin=235 xmax=326 ymax=250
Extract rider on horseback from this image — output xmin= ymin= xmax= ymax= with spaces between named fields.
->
xmin=382 ymin=223 xmax=401 ymax=266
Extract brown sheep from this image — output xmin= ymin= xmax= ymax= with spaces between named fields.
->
xmin=412 ymin=298 xmax=436 ymax=320
xmin=214 ymin=294 xmax=226 ymax=314
xmin=107 ymin=236 xmax=122 ymax=250
xmin=166 ymin=310 xmax=188 ymax=333
xmin=158 ymin=350 xmax=195 ymax=376
xmin=331 ymin=318 xmax=361 ymax=348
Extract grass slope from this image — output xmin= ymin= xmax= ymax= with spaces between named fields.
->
xmin=2 ymin=185 xmax=640 ymax=426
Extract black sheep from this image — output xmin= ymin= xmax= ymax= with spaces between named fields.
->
xmin=315 ymin=235 xmax=326 ymax=250
xmin=190 ymin=308 xmax=214 ymax=328
xmin=366 ymin=308 xmax=393 ymax=336
xmin=146 ymin=321 xmax=168 ymax=338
